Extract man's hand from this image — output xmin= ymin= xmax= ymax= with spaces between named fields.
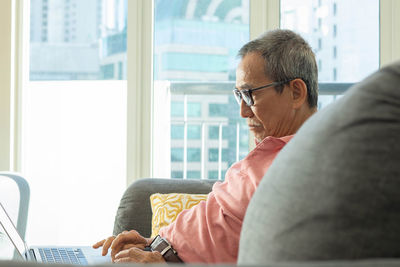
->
xmin=92 ymin=230 xmax=152 ymax=261
xmin=114 ymin=247 xmax=166 ymax=263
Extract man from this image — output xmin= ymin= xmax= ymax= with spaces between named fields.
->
xmin=93 ymin=29 xmax=318 ymax=263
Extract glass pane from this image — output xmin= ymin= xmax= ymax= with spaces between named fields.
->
xmin=23 ymin=82 xmax=126 ymax=246
xmin=171 ymin=148 xmax=184 ymax=162
xmin=187 ymin=125 xmax=201 ymax=139
xmin=187 ymin=148 xmax=201 ymax=162
xmin=24 ymin=0 xmax=127 ymax=246
xmin=281 ymin=0 xmax=379 ymax=83
xmin=187 ymin=171 xmax=201 ymax=179
xmin=281 ymin=0 xmax=379 ymax=109
xmin=153 ymin=0 xmax=250 ymax=180
xmin=30 ymin=0 xmax=127 ymax=80
xmin=171 ymin=125 xmax=184 ymax=139
xmin=171 ymin=102 xmax=184 ymax=117
xmin=208 ymin=170 xmax=219 ymax=180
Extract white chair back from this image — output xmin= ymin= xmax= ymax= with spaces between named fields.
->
xmin=0 ymin=172 xmax=30 ymax=260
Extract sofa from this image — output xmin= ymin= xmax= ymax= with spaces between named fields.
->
xmin=1 ymin=60 xmax=399 ymax=266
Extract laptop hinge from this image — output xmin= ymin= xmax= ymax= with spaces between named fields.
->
xmin=27 ymin=249 xmax=36 ymax=261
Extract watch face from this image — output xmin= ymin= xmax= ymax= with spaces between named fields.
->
xmin=150 ymin=236 xmax=182 ymax=263
xmin=151 ymin=235 xmax=165 ymax=249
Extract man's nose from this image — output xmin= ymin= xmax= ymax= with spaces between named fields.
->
xmin=240 ymin=100 xmax=253 ymax=118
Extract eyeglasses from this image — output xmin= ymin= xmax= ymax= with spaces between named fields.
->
xmin=233 ymin=80 xmax=291 ymax=106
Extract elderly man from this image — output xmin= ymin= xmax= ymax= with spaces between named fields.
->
xmin=93 ymin=29 xmax=318 ymax=263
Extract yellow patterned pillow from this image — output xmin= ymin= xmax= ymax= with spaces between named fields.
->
xmin=150 ymin=193 xmax=208 ymax=238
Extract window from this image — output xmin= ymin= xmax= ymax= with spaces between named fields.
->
xmin=171 ymin=148 xmax=184 ymax=162
xmin=171 ymin=102 xmax=202 ymax=117
xmin=25 ymin=0 xmax=127 ymax=246
xmin=187 ymin=125 xmax=201 ymax=139
xmin=188 ymin=103 xmax=202 ymax=117
xmin=282 ymin=0 xmax=379 ymax=83
xmin=208 ymin=171 xmax=219 ymax=180
xmin=187 ymin=171 xmax=201 ymax=179
xmin=208 ymin=148 xmax=229 ymax=162
xmin=171 ymin=171 xmax=183 ymax=179
xmin=187 ymin=148 xmax=201 ymax=162
xmin=209 ymin=103 xmax=228 ymax=117
xmin=153 ymin=0 xmax=250 ymax=180
xmin=207 ymin=170 xmax=226 ymax=181
xmin=171 ymin=102 xmax=184 ymax=117
xmin=209 ymin=148 xmax=219 ymax=162
xmin=208 ymin=126 xmax=219 ymax=139
xmin=171 ymin=125 xmax=184 ymax=139
xmin=101 ymin=64 xmax=115 ymax=79
xmin=30 ymin=0 xmax=124 ymax=81
xmin=281 ymin=0 xmax=379 ymax=109
xmin=208 ymin=125 xmax=231 ymax=140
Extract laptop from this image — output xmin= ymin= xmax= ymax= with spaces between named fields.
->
xmin=0 ymin=202 xmax=111 ymax=265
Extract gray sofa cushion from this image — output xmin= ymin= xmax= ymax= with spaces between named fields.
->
xmin=113 ymin=178 xmax=215 ymax=236
xmin=239 ymin=61 xmax=400 ymax=264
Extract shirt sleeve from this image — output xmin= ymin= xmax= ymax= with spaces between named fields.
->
xmin=158 ymin=168 xmax=253 ymax=264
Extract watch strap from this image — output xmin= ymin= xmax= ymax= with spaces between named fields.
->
xmin=149 ymin=235 xmax=183 ymax=263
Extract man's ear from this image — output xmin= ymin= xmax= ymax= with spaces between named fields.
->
xmin=289 ymin=78 xmax=308 ymax=109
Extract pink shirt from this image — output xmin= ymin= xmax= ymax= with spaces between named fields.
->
xmin=159 ymin=135 xmax=293 ymax=263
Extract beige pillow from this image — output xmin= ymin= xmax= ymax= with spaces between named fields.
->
xmin=150 ymin=193 xmax=208 ymax=238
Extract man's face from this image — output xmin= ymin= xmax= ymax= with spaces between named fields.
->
xmin=235 ymin=52 xmax=296 ymax=142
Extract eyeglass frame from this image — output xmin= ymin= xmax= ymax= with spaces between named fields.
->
xmin=233 ymin=79 xmax=293 ymax=107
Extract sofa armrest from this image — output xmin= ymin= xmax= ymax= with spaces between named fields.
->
xmin=113 ymin=178 xmax=217 ymax=237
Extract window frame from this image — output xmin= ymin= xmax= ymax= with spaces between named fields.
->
xmin=0 ymin=0 xmax=14 ymax=171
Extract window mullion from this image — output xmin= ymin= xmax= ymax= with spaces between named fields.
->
xmin=0 ymin=0 xmax=16 ymax=171
xmin=247 ymin=0 xmax=280 ymax=150
xmin=127 ymin=0 xmax=153 ymax=185
xmin=249 ymin=0 xmax=280 ymax=39
xmin=380 ymin=0 xmax=400 ymax=67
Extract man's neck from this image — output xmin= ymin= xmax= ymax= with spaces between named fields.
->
xmin=290 ymin=106 xmax=317 ymax=135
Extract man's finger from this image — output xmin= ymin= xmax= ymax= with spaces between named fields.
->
xmin=114 ymin=257 xmax=136 ymax=263
xmin=102 ymin=237 xmax=115 ymax=256
xmin=122 ymin=244 xmax=136 ymax=250
xmin=114 ymin=248 xmax=165 ymax=263
xmin=111 ymin=230 xmax=141 ymax=249
xmin=110 ymin=231 xmax=141 ymax=258
xmin=92 ymin=239 xmax=105 ymax=249
xmin=110 ymin=238 xmax=126 ymax=260
xmin=114 ymin=249 xmax=129 ymax=259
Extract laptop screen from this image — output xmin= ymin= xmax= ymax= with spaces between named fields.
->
xmin=0 ymin=202 xmax=28 ymax=260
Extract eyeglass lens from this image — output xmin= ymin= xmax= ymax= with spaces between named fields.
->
xmin=233 ymin=90 xmax=252 ymax=106
xmin=234 ymin=90 xmax=242 ymax=104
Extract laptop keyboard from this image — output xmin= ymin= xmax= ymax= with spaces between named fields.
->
xmin=38 ymin=248 xmax=88 ymax=265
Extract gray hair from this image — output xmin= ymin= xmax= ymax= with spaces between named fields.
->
xmin=238 ymin=29 xmax=318 ymax=108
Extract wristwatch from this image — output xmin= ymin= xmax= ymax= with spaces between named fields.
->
xmin=147 ymin=235 xmax=183 ymax=263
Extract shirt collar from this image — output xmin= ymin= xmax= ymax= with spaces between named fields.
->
xmin=255 ymin=134 xmax=294 ymax=146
